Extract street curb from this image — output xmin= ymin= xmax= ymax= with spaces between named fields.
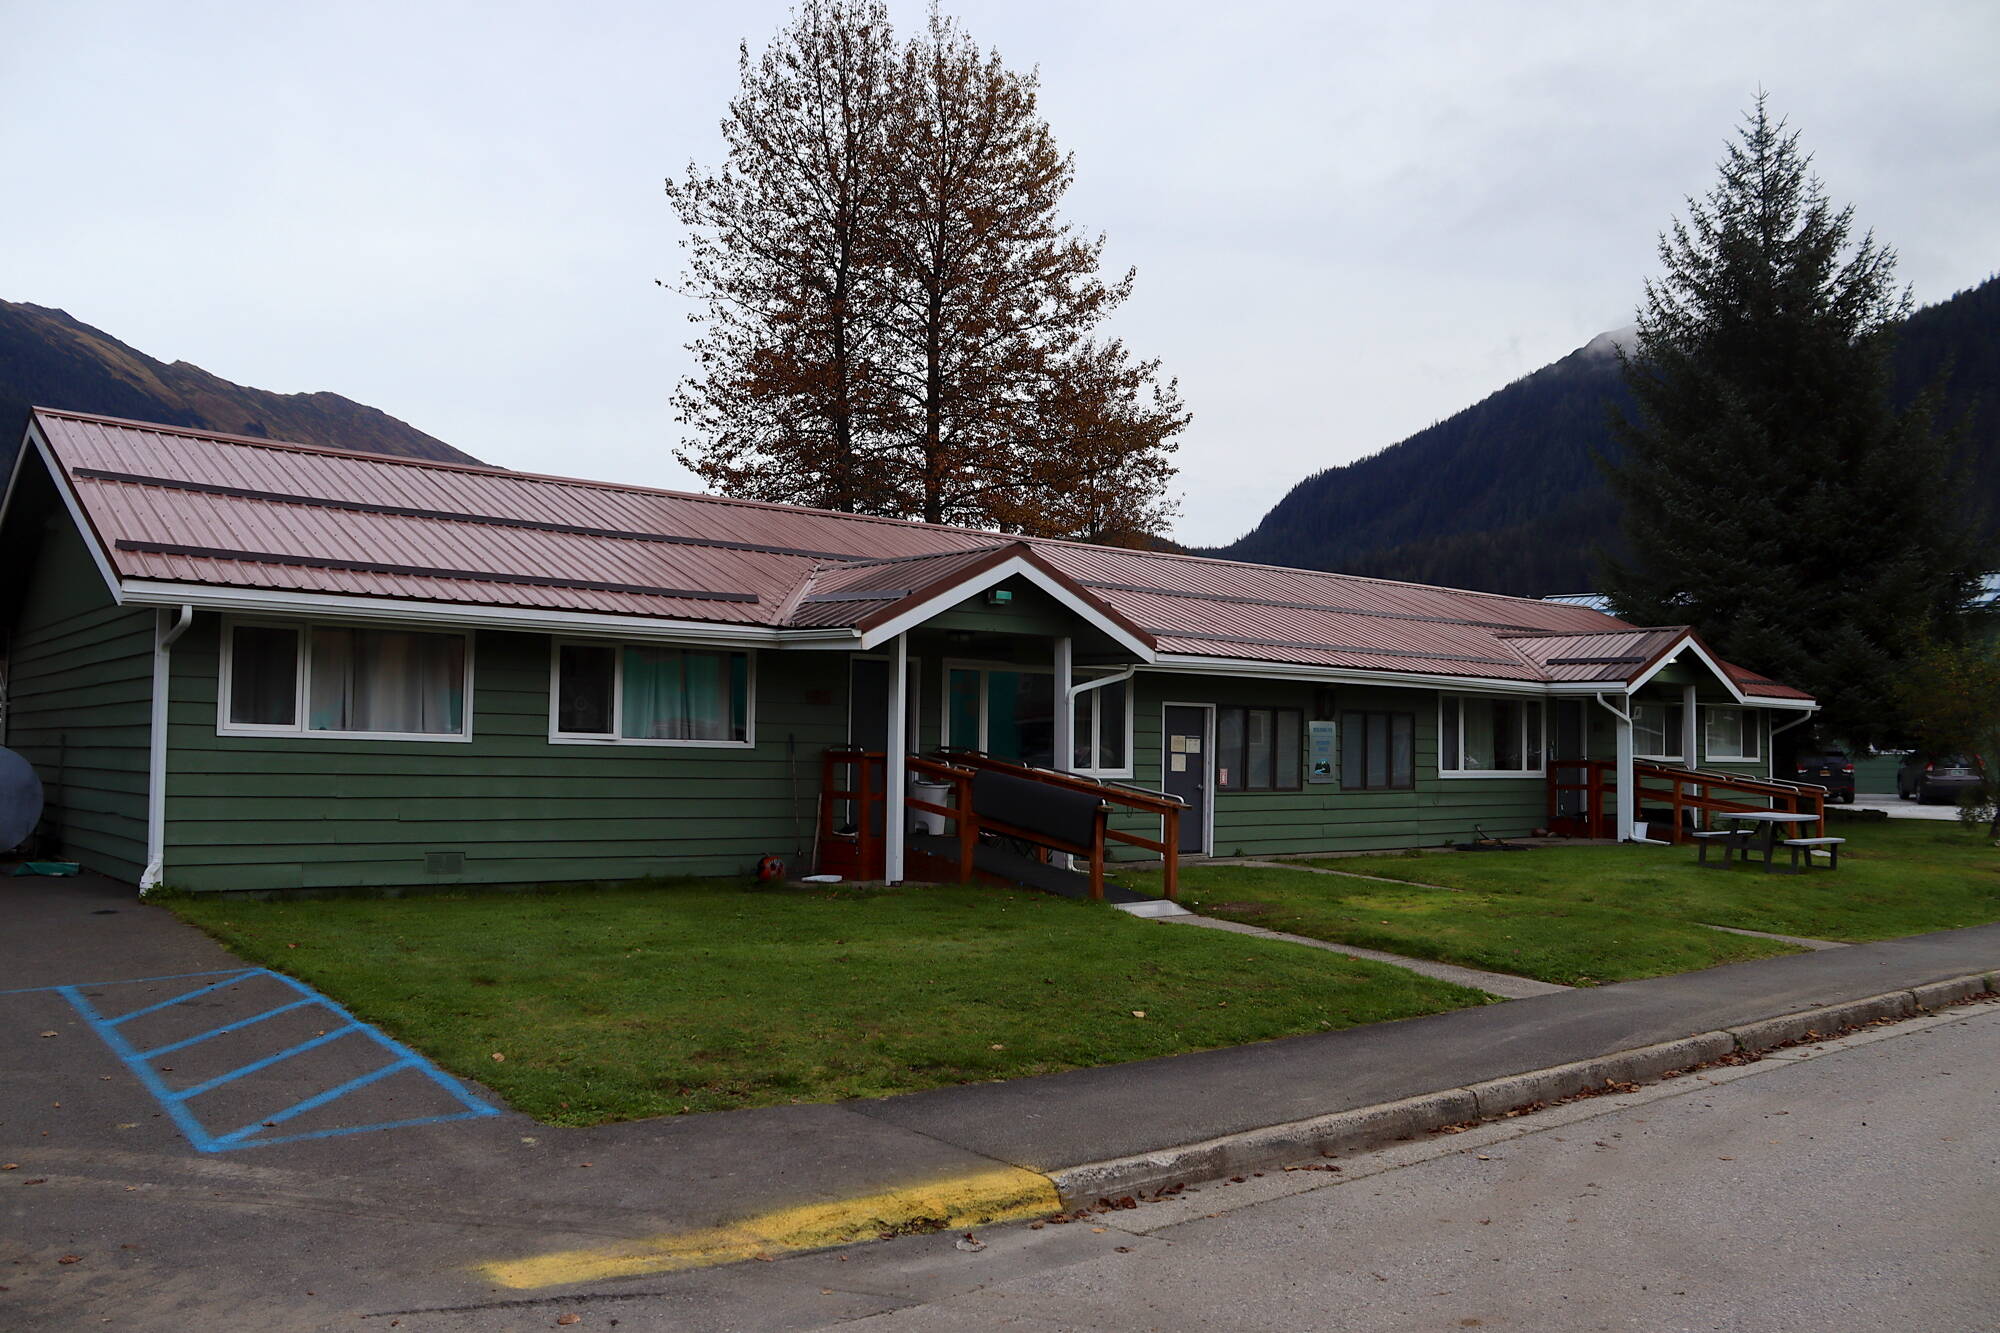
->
xmin=1045 ymin=970 xmax=1997 ymax=1208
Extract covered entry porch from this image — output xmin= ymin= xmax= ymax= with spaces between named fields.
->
xmin=798 ymin=542 xmax=1182 ymax=897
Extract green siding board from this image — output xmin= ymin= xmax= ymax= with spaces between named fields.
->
xmin=162 ymin=623 xmax=844 ymax=892
xmin=4 ymin=517 xmax=152 ymax=881
xmin=1128 ymin=674 xmax=1548 ymax=855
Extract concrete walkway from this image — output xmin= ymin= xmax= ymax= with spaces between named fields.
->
xmin=1701 ymin=921 xmax=1848 ymax=950
xmin=1851 ymin=791 xmax=1966 ymax=821
xmin=1227 ymin=857 xmax=1461 ymax=889
xmin=1160 ymin=912 xmax=1571 ymax=999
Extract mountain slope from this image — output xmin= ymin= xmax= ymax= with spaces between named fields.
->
xmin=0 ymin=300 xmax=482 ymax=478
xmin=1203 ymin=275 xmax=2000 ymax=595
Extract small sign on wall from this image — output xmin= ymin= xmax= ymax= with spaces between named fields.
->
xmin=1308 ymin=720 xmax=1336 ymax=783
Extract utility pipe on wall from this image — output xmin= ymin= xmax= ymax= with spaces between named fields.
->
xmin=140 ymin=604 xmax=194 ymax=894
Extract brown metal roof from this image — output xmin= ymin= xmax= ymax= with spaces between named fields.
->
xmin=22 ymin=407 xmax=1813 ymax=699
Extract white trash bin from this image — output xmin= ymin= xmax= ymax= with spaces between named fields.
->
xmin=909 ymin=776 xmax=951 ymax=835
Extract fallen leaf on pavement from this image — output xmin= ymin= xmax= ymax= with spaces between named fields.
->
xmin=39 ymin=1032 xmax=57 ymax=1039
xmin=556 ymin=1316 xmax=581 ymax=1327
xmin=58 ymin=1255 xmax=81 ymax=1265
xmin=954 ymin=1234 xmax=985 ymax=1252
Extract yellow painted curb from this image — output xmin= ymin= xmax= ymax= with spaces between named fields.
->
xmin=477 ymin=1165 xmax=1061 ymax=1290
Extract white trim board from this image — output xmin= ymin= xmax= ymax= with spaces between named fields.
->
xmin=856 ymin=554 xmax=1157 ymax=661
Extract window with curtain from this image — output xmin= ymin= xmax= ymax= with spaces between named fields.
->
xmin=1339 ymin=711 xmax=1415 ymax=790
xmin=1703 ymin=706 xmax=1758 ymax=761
xmin=221 ymin=620 xmax=468 ymax=739
xmin=551 ymin=642 xmax=751 ymax=744
xmin=1632 ymin=702 xmax=1683 ymax=758
xmin=1440 ymin=696 xmax=1544 ymax=774
xmin=1215 ymin=706 xmax=1302 ymax=791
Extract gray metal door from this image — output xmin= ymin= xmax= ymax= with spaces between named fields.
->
xmin=1163 ymin=705 xmax=1209 ymax=854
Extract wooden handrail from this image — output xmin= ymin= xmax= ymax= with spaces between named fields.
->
xmin=1546 ymin=757 xmax=1827 ymax=843
xmin=819 ymin=747 xmax=1180 ymax=901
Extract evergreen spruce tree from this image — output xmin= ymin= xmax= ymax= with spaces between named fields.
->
xmin=1603 ymin=97 xmax=1983 ymax=746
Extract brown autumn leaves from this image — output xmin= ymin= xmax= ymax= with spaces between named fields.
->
xmin=666 ymin=1 xmax=1187 ymax=546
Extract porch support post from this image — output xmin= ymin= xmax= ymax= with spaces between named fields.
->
xmin=884 ymin=634 xmax=908 ymax=884
xmin=1052 ymin=636 xmax=1074 ymax=772
xmin=1681 ymin=684 xmax=1699 ymax=771
xmin=1615 ymin=706 xmax=1636 ymax=842
xmin=1593 ymin=691 xmax=1638 ymax=843
xmin=1051 ymin=635 xmax=1074 ymax=870
xmin=1681 ymin=683 xmax=1701 ymax=833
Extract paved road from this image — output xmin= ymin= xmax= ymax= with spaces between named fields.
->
xmin=794 ymin=1004 xmax=1999 ymax=1333
xmin=1851 ymin=791 xmax=1967 ymax=822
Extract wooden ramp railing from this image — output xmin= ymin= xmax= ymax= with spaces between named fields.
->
xmin=816 ymin=748 xmax=1184 ymax=900
xmin=1548 ymin=758 xmax=1827 ymax=843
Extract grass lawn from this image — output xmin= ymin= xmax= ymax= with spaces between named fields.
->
xmin=1122 ymin=818 xmax=2000 ymax=988
xmin=167 ymin=880 xmax=1487 ymax=1126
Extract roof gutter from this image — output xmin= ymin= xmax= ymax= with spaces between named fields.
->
xmin=1770 ymin=706 xmax=1819 ymax=740
xmin=140 ymin=604 xmax=194 ymax=895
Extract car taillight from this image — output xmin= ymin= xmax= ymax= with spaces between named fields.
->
xmin=1841 ymin=763 xmax=1853 ymax=773
xmin=1926 ymin=760 xmax=1935 ymax=771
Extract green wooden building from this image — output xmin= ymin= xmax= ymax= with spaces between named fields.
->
xmin=0 ymin=409 xmax=1817 ymax=894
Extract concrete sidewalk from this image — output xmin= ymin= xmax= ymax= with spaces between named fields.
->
xmin=4 ymin=870 xmax=1997 ymax=1322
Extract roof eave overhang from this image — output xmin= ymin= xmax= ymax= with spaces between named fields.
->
xmin=1149 ymin=653 xmax=1548 ymax=694
xmin=7 ymin=416 xmax=127 ymax=605
xmin=852 ymin=548 xmax=1158 ymax=661
xmin=1624 ymin=631 xmax=1753 ymax=705
xmin=118 ymin=580 xmax=865 ymax=649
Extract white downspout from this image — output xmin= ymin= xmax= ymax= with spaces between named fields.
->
xmin=1769 ymin=706 xmax=1819 ymax=782
xmin=1593 ymin=691 xmax=1637 ymax=843
xmin=139 ymin=604 xmax=194 ymax=894
xmin=883 ymin=634 xmax=908 ymax=885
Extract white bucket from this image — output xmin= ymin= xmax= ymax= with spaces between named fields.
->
xmin=909 ymin=778 xmax=951 ymax=835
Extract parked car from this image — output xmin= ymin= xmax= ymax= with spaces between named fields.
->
xmin=1790 ymin=751 xmax=1855 ymax=803
xmin=1896 ymin=752 xmax=1986 ymax=804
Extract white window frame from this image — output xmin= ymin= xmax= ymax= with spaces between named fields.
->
xmin=1071 ymin=676 xmax=1135 ymax=779
xmin=1632 ymin=701 xmax=1684 ymax=762
xmin=1702 ymin=705 xmax=1760 ymax=762
xmin=1438 ymin=694 xmax=1546 ymax=778
xmin=939 ymin=659 xmax=1131 ymax=777
xmin=548 ymin=639 xmax=756 ymax=748
xmin=217 ymin=616 xmax=474 ymax=743
xmin=939 ymin=658 xmax=1050 ymax=755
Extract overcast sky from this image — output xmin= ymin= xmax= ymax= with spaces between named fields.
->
xmin=4 ymin=1 xmax=1996 ymax=545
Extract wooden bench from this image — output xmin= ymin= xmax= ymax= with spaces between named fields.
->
xmin=1774 ymin=836 xmax=1846 ymax=874
xmin=1692 ymin=829 xmax=1754 ymax=867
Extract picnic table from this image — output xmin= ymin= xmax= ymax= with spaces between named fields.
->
xmin=1693 ymin=810 xmax=1840 ymax=873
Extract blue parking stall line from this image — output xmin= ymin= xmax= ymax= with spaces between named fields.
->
xmin=52 ymin=965 xmax=503 ymax=1152
xmin=59 ymin=984 xmax=227 ymax=1152
xmin=136 ymin=996 xmax=328 ymax=1059
xmin=167 ymin=1022 xmax=365 ymax=1102
xmin=102 ymin=971 xmax=261 ymax=1026
xmin=253 ymin=968 xmax=502 ymax=1118
xmin=0 ymin=968 xmax=257 ymax=998
xmin=208 ymin=1057 xmax=420 ymax=1147
xmin=231 ymin=1109 xmax=500 ymax=1151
